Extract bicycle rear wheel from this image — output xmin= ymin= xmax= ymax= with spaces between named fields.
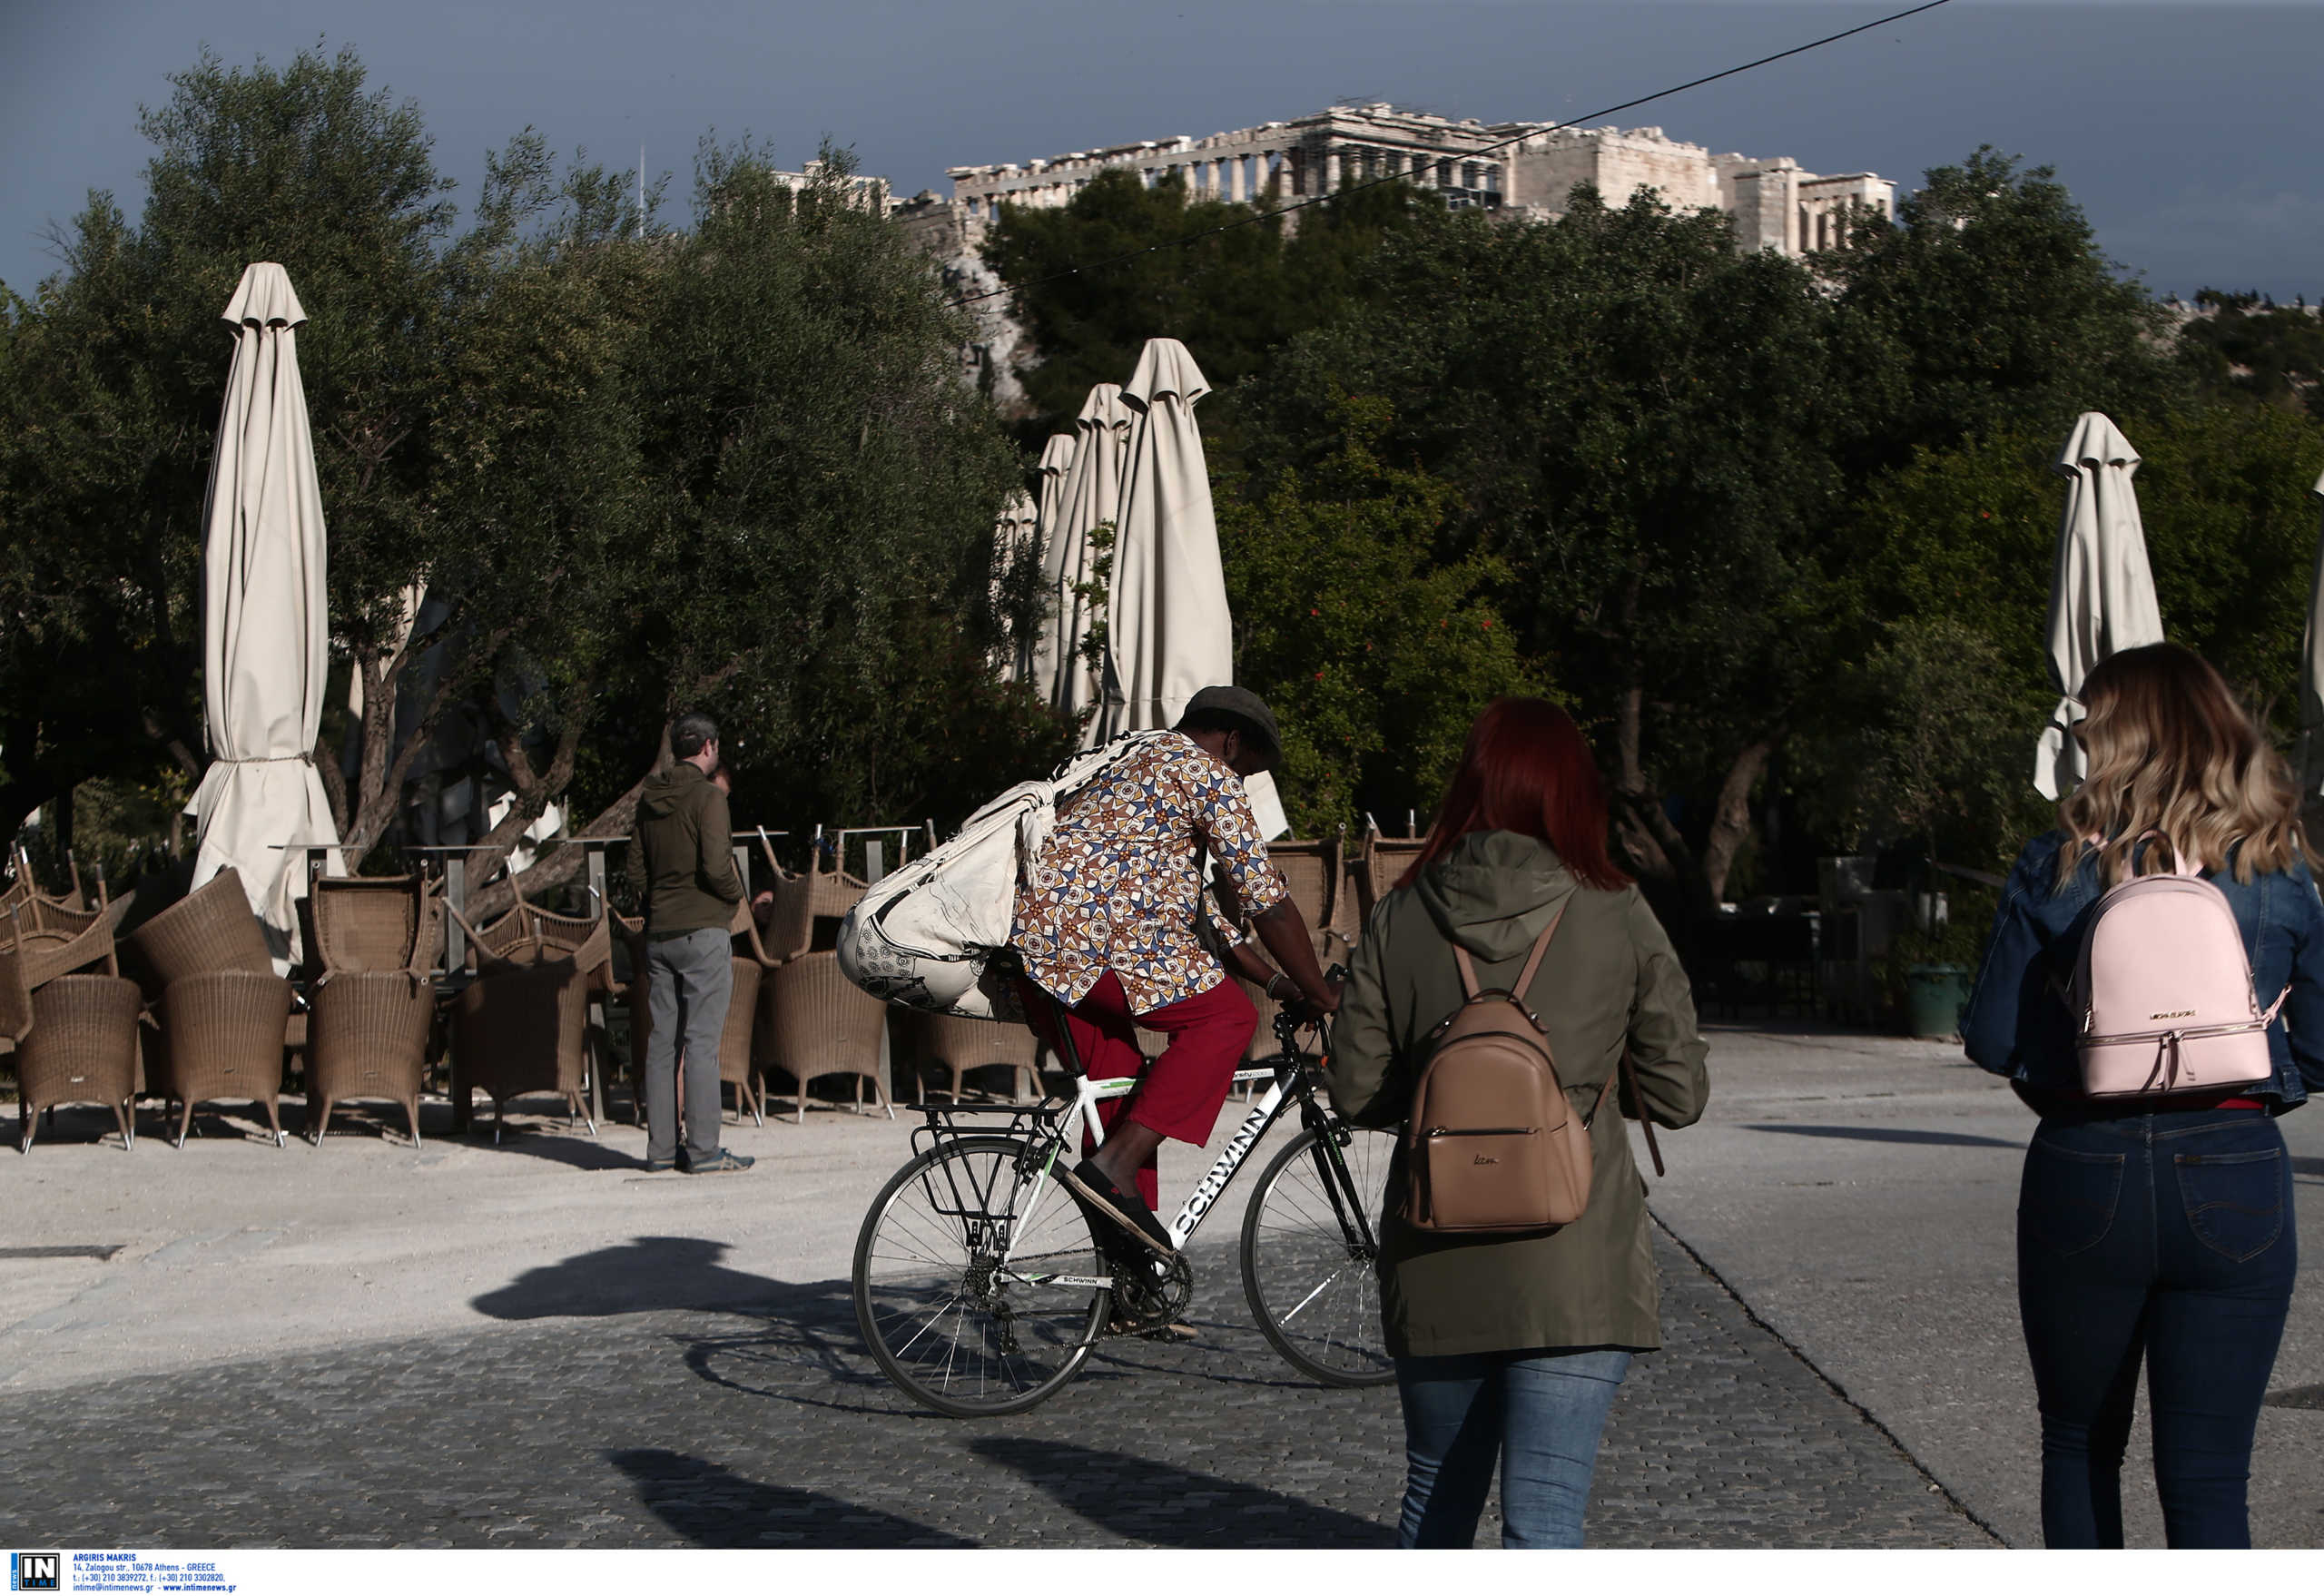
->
xmin=852 ymin=1135 xmax=1110 ymax=1417
xmin=1240 ymin=1123 xmax=1397 ymax=1386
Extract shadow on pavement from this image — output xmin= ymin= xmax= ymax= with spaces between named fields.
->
xmin=1743 ymin=1124 xmax=2021 ymax=1149
xmin=609 ymin=1448 xmax=977 ymax=1547
xmin=472 ymin=1236 xmax=782 ymax=1319
xmin=969 ymin=1436 xmax=1393 ymax=1547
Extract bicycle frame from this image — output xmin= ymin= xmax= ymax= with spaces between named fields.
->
xmin=983 ymin=1010 xmax=1372 ymax=1273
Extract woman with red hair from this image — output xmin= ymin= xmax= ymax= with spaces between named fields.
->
xmin=1326 ymin=696 xmax=1709 ymax=1548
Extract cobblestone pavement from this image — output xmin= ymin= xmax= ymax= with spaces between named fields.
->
xmin=0 ymin=1232 xmax=1995 ymax=1549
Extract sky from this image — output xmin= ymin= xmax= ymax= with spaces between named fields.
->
xmin=3 ymin=0 xmax=2320 ymax=302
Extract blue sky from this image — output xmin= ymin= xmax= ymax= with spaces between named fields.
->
xmin=4 ymin=1 xmax=2319 ymax=300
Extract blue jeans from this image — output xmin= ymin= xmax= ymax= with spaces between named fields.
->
xmin=1393 ymin=1347 xmax=1631 ymax=1548
xmin=2017 ymin=1108 xmax=2296 ymax=1548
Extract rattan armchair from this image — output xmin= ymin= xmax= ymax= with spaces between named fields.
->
xmin=128 ymin=868 xmax=274 ymax=990
xmin=898 ymin=1010 xmax=1042 ymax=1103
xmin=1354 ymin=832 xmax=1431 ymax=921
xmin=759 ymin=949 xmax=894 ymax=1122
xmin=15 ymin=974 xmax=143 ymax=1152
xmin=303 ymin=875 xmax=442 ymax=1147
xmin=1 ymin=886 xmax=125 ymax=993
xmin=448 ymin=901 xmax=598 ymax=1140
xmin=153 ymin=970 xmax=292 ymax=1148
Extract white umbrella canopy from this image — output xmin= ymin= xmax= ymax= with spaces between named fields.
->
xmin=2297 ymin=468 xmax=2324 ymax=797
xmin=1010 ymin=434 xmax=1076 ymax=688
xmin=1098 ymin=339 xmax=1230 ymax=740
xmin=187 ymin=262 xmax=341 ymax=961
xmin=1038 ymin=386 xmax=1130 ymax=727
xmin=2033 ymin=412 xmax=2166 ymax=801
xmin=1095 ymin=338 xmax=1290 ymax=837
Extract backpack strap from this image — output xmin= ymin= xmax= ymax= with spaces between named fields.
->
xmin=1452 ymin=908 xmax=1565 ymax=1001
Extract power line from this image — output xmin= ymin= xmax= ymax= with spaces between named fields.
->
xmin=945 ymin=0 xmax=1954 ymax=310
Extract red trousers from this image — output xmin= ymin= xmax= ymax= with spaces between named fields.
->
xmin=1020 ymin=970 xmax=1257 ymax=1211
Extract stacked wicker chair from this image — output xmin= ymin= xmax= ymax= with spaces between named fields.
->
xmin=301 ymin=873 xmax=442 ymax=1147
xmin=128 ymin=868 xmax=292 ymax=1148
xmin=448 ymin=892 xmax=606 ymax=1141
xmin=3 ymin=905 xmax=142 ymax=1153
xmin=762 ymin=859 xmax=893 ymax=1122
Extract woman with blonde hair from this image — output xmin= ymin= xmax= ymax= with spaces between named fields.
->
xmin=1964 ymin=641 xmax=2323 ymax=1548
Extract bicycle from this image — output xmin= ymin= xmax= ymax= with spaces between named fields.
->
xmin=851 ymin=998 xmax=1395 ymax=1417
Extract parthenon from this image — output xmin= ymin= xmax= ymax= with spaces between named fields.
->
xmin=893 ymin=103 xmax=1896 ymax=411
xmin=921 ymin=103 xmax=1893 ymax=257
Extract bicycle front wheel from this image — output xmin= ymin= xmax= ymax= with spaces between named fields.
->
xmin=852 ymin=1135 xmax=1110 ymax=1417
xmin=1240 ymin=1123 xmax=1397 ymax=1386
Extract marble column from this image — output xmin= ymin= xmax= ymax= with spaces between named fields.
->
xmin=1323 ymin=148 xmax=1341 ymax=192
xmin=1230 ymin=153 xmax=1248 ymax=202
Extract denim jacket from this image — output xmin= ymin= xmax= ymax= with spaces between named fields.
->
xmin=1961 ymin=830 xmax=2324 ymax=1108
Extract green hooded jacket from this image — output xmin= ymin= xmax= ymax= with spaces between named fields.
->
xmin=630 ymin=762 xmax=744 ymax=939
xmin=1324 ymin=830 xmax=1709 ymax=1356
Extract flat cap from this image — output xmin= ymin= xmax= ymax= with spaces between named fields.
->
xmin=1182 ymin=684 xmax=1281 ymax=772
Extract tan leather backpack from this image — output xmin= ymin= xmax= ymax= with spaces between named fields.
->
xmin=1403 ymin=911 xmax=1656 ymax=1234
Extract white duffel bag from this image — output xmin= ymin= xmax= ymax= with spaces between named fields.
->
xmin=835 ymin=732 xmax=1175 ymax=1020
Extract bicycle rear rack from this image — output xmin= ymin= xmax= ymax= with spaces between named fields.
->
xmin=907 ymin=1098 xmax=1068 ymax=1162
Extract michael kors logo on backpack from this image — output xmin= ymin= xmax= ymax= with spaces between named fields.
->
xmin=1472 ymin=1154 xmax=1499 ymax=1166
xmin=2150 ymin=1010 xmax=2195 ymax=1020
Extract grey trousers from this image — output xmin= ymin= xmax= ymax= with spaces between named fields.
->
xmin=644 ymin=925 xmax=733 ymax=1164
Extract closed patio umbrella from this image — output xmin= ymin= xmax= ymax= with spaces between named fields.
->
xmin=2034 ymin=412 xmax=2165 ymax=800
xmin=1096 ymin=338 xmax=1288 ymax=836
xmin=2298 ymin=468 xmax=2324 ymax=797
xmin=186 ymin=262 xmax=341 ymax=961
xmin=1038 ymin=386 xmax=1130 ymax=728
xmin=1010 ymin=434 xmax=1076 ymax=688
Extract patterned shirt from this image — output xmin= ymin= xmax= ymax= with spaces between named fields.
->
xmin=1013 ymin=732 xmax=1288 ymax=1013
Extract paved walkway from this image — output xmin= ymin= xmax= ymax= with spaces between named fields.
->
xmin=0 ymin=1232 xmax=1989 ymax=1548
xmin=6 ymin=1022 xmax=2319 ymax=1548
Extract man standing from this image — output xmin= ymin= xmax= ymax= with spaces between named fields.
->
xmin=633 ymin=712 xmax=753 ymax=1175
xmin=1014 ymin=685 xmax=1336 ymax=1259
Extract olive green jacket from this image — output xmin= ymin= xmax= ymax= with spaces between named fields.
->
xmin=1324 ymin=831 xmax=1709 ymax=1357
xmin=630 ymin=762 xmax=744 ymax=938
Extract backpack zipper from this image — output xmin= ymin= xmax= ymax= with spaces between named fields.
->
xmin=1423 ymin=1126 xmax=1541 ymax=1138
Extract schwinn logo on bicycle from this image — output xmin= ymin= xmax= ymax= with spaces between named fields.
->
xmin=1177 ymin=1098 xmax=1276 ymax=1236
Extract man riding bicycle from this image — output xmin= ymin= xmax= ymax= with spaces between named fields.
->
xmin=1011 ymin=685 xmax=1341 ymax=1271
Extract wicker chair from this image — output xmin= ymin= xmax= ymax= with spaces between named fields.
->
xmin=753 ymin=853 xmax=815 ymax=962
xmin=448 ymin=901 xmax=597 ymax=1140
xmin=153 ymin=970 xmax=293 ymax=1148
xmin=1354 ymin=833 xmax=1432 ymax=921
xmin=1 ymin=889 xmax=124 ymax=992
xmin=301 ymin=873 xmax=440 ymax=980
xmin=899 ymin=1010 xmax=1042 ymax=1103
xmin=304 ymin=875 xmax=442 ymax=1147
xmin=760 ymin=950 xmax=894 ymax=1122
xmin=15 ymin=973 xmax=142 ymax=1152
xmin=129 ymin=868 xmax=274 ymax=990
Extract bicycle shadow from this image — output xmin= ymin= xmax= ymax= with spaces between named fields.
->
xmin=968 ymin=1436 xmax=1393 ymax=1548
xmin=609 ymin=1448 xmax=978 ymax=1547
xmin=471 ymin=1236 xmax=779 ymax=1320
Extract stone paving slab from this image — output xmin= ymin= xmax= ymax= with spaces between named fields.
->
xmin=0 ymin=1233 xmax=1993 ymax=1549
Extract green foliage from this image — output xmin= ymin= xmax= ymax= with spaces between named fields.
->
xmin=1823 ymin=147 xmax=2180 ymax=468
xmin=0 ymin=44 xmax=1062 ymax=888
xmin=1245 ymin=189 xmax=1868 ymax=901
xmin=2179 ymin=291 xmax=2324 ymax=421
xmin=1810 ymin=401 xmax=2324 ymax=889
xmin=985 ymin=171 xmax=1433 ymax=447
xmin=1219 ymin=396 xmax=1541 ymax=833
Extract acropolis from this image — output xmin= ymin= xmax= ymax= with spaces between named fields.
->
xmin=893 ymin=103 xmax=1896 ymax=409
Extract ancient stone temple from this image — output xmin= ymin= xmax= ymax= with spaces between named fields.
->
xmin=892 ymin=103 xmax=1896 ymax=411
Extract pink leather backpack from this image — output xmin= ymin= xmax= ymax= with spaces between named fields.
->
xmin=2071 ymin=853 xmax=2285 ymax=1098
